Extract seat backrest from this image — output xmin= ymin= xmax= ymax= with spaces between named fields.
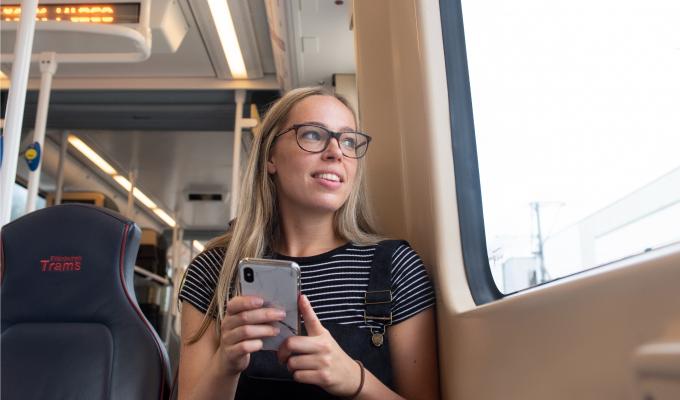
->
xmin=1 ymin=204 xmax=170 ymax=400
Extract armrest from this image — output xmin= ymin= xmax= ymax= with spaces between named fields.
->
xmin=633 ymin=341 xmax=680 ymax=400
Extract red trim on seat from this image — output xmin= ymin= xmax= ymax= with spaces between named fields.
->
xmin=118 ymin=223 xmax=168 ymax=400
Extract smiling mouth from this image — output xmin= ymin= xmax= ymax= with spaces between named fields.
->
xmin=313 ymin=172 xmax=343 ymax=183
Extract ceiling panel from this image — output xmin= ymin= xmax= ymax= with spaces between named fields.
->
xmin=61 ymin=128 xmax=237 ymax=229
xmin=3 ymin=89 xmax=279 ymax=131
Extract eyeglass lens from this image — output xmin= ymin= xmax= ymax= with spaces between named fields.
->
xmin=296 ymin=125 xmax=369 ymax=158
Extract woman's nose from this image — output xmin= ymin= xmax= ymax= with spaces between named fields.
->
xmin=322 ymin=137 xmax=344 ymax=160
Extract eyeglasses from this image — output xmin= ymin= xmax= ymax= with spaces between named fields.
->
xmin=274 ymin=123 xmax=372 ymax=159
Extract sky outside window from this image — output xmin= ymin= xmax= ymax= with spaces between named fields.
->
xmin=460 ymin=0 xmax=680 ymax=292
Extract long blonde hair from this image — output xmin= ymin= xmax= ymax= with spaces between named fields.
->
xmin=187 ymin=86 xmax=382 ymax=342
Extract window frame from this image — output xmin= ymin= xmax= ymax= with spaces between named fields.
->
xmin=439 ymin=0 xmax=503 ymax=304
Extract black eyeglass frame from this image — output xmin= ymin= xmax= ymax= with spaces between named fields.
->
xmin=273 ymin=123 xmax=373 ymax=159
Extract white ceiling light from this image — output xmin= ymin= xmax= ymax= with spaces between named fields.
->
xmin=68 ymin=134 xmax=117 ymax=175
xmin=113 ymin=174 xmax=133 ymax=191
xmin=111 ymin=175 xmax=157 ymax=209
xmin=153 ymin=208 xmax=177 ymax=228
xmin=206 ymin=0 xmax=247 ymax=79
xmin=192 ymin=240 xmax=205 ymax=253
xmin=132 ymin=187 xmax=157 ymax=209
xmin=188 ymin=0 xmax=263 ymax=80
xmin=69 ymin=133 xmax=172 ymax=227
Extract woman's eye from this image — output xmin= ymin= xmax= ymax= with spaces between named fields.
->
xmin=340 ymin=136 xmax=357 ymax=148
xmin=301 ymin=130 xmax=323 ymax=141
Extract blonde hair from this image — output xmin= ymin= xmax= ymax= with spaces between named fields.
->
xmin=187 ymin=86 xmax=382 ymax=342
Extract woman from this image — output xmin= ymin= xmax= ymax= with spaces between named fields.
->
xmin=178 ymin=87 xmax=439 ymax=399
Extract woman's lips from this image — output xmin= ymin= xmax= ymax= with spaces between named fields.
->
xmin=312 ymin=172 xmax=343 ymax=189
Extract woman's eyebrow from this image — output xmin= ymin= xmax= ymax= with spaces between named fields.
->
xmin=301 ymin=120 xmax=328 ymax=127
xmin=302 ymin=121 xmax=356 ymax=131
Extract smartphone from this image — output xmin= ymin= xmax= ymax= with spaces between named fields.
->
xmin=237 ymin=258 xmax=301 ymax=351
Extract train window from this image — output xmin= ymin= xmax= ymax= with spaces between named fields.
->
xmin=441 ymin=0 xmax=680 ymax=301
xmin=10 ymin=183 xmax=46 ymax=222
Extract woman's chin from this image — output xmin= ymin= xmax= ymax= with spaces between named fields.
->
xmin=301 ymin=197 xmax=347 ymax=214
xmin=308 ymin=203 xmax=344 ymax=214
xmin=279 ymin=191 xmax=349 ymax=215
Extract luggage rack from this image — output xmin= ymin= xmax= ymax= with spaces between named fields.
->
xmin=134 ymin=264 xmax=174 ymax=347
xmin=134 ymin=266 xmax=170 ymax=286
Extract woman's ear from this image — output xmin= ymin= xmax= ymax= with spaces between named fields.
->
xmin=267 ymin=158 xmax=276 ymax=175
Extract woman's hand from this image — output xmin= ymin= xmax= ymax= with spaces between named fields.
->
xmin=217 ymin=295 xmax=286 ymax=377
xmin=277 ymin=295 xmax=362 ymax=397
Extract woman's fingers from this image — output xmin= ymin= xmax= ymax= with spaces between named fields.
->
xmin=222 ymin=306 xmax=286 ymax=331
xmin=216 ymin=295 xmax=287 ymax=376
xmin=286 ymin=354 xmax=329 ymax=372
xmin=224 ymin=324 xmax=280 ymax=344
xmin=274 ymin=302 xmax=360 ymax=397
xmin=289 ymin=352 xmax=361 ymax=396
xmin=277 ymin=295 xmax=327 ymax=363
xmin=277 ymin=335 xmax=326 ymax=364
xmin=292 ymin=370 xmax=319 ymax=385
xmin=226 ymin=295 xmax=264 ymax=315
xmin=299 ymin=295 xmax=325 ymax=335
xmin=292 ymin=370 xmax=333 ymax=387
xmin=226 ymin=339 xmax=264 ymax=358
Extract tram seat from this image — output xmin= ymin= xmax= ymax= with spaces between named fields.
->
xmin=1 ymin=204 xmax=171 ymax=400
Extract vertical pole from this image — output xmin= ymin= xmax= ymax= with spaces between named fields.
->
xmin=171 ymin=223 xmax=182 ymax=293
xmin=0 ymin=0 xmax=39 ymax=226
xmin=25 ymin=52 xmax=57 ymax=213
xmin=230 ymin=90 xmax=246 ymax=219
xmin=167 ymin=223 xmax=183 ymax=344
xmin=55 ymin=131 xmax=68 ymax=205
xmin=531 ymin=202 xmax=547 ymax=283
xmin=127 ymin=170 xmax=136 ymax=218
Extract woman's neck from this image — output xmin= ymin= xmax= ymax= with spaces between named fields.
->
xmin=275 ymin=209 xmax=346 ymax=257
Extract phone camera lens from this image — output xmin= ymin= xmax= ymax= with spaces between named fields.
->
xmin=244 ymin=267 xmax=254 ymax=283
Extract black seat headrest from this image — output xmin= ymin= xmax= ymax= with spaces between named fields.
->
xmin=1 ymin=204 xmax=170 ymax=400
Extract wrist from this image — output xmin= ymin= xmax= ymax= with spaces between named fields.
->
xmin=343 ymin=360 xmax=365 ymax=400
xmin=212 ymin=351 xmax=242 ymax=380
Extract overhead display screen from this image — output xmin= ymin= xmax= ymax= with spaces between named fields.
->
xmin=1 ymin=3 xmax=140 ymax=23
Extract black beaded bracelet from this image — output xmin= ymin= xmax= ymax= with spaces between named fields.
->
xmin=345 ymin=360 xmax=365 ymax=400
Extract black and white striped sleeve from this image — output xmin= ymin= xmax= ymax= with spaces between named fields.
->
xmin=390 ymin=243 xmax=436 ymax=324
xmin=178 ymin=247 xmax=225 ymax=315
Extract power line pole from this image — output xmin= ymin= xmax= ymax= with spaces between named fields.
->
xmin=530 ymin=202 xmax=551 ymax=283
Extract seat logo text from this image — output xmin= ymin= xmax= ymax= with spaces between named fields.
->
xmin=40 ymin=256 xmax=83 ymax=272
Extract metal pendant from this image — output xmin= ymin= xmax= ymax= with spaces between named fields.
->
xmin=371 ymin=332 xmax=384 ymax=347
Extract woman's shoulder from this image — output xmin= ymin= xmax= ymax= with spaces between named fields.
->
xmin=179 ymin=246 xmax=226 ymax=314
xmin=343 ymin=240 xmax=415 ymax=258
xmin=189 ymin=246 xmax=226 ymax=270
xmin=183 ymin=246 xmax=226 ymax=287
xmin=381 ymin=240 xmax=436 ymax=324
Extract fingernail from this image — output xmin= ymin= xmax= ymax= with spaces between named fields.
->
xmin=273 ymin=327 xmax=280 ymax=335
xmin=275 ymin=310 xmax=286 ymax=319
xmin=252 ymin=297 xmax=264 ymax=307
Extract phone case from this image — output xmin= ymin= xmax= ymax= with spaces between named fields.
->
xmin=237 ymin=258 xmax=301 ymax=351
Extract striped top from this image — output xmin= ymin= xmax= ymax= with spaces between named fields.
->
xmin=179 ymin=242 xmax=435 ymax=329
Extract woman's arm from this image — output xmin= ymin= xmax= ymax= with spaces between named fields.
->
xmin=388 ymin=308 xmax=440 ymax=400
xmin=178 ymin=297 xmax=285 ymax=400
xmin=178 ymin=304 xmax=238 ymax=400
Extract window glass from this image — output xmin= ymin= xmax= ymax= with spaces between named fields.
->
xmin=460 ymin=0 xmax=680 ymax=293
xmin=11 ymin=183 xmax=46 ymax=222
